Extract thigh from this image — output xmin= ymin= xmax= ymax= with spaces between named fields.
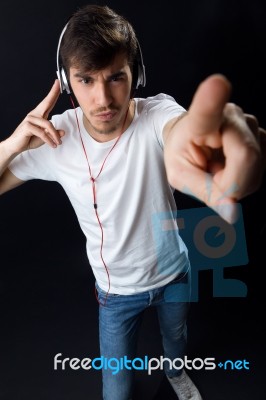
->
xmin=97 ymin=285 xmax=148 ymax=354
xmin=96 ymin=284 xmax=148 ymax=400
xmin=157 ymin=271 xmax=191 ymax=341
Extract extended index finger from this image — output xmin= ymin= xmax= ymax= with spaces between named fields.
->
xmin=31 ymin=79 xmax=61 ymax=119
xmin=187 ymin=74 xmax=232 ymax=139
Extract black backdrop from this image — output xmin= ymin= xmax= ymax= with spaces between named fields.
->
xmin=0 ymin=0 xmax=266 ymax=399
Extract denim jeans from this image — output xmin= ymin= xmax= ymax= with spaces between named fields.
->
xmin=96 ymin=267 xmax=191 ymax=400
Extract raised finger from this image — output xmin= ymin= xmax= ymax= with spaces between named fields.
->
xmin=24 ymin=123 xmax=60 ymax=148
xmin=25 ymin=115 xmax=62 ymax=145
xmin=187 ymin=74 xmax=232 ymax=147
xmin=31 ymin=79 xmax=61 ymax=119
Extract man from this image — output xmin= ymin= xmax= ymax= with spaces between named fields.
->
xmin=0 ymin=5 xmax=265 ymax=400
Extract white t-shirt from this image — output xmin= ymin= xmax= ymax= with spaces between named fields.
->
xmin=9 ymin=93 xmax=189 ymax=294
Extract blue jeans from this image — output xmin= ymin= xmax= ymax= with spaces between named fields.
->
xmin=96 ymin=267 xmax=191 ymax=400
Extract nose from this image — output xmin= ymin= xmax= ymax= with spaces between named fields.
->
xmin=94 ymin=82 xmax=113 ymax=108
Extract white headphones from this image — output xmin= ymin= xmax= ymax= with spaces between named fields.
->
xmin=56 ymin=21 xmax=146 ymax=94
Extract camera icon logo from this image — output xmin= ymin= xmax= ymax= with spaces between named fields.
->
xmin=152 ymin=204 xmax=248 ymax=301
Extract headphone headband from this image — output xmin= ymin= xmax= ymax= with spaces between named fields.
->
xmin=56 ymin=22 xmax=71 ymax=94
xmin=56 ymin=21 xmax=146 ymax=94
xmin=135 ymin=38 xmax=146 ymax=89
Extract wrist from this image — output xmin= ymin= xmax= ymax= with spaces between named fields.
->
xmin=0 ymin=137 xmax=20 ymax=161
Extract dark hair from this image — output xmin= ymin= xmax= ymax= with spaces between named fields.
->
xmin=60 ymin=5 xmax=138 ymax=79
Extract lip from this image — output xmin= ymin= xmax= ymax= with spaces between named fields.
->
xmin=95 ymin=111 xmax=117 ymax=121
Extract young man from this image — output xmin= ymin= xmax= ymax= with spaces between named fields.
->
xmin=0 ymin=5 xmax=265 ymax=400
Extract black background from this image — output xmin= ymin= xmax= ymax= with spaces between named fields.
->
xmin=0 ymin=0 xmax=266 ymax=399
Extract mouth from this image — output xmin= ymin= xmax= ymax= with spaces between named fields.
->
xmin=94 ymin=111 xmax=117 ymax=122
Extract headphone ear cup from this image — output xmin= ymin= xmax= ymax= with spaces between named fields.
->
xmin=56 ymin=67 xmax=71 ymax=94
xmin=61 ymin=67 xmax=71 ymax=94
xmin=132 ymin=62 xmax=138 ymax=90
xmin=131 ymin=37 xmax=146 ymax=91
xmin=136 ymin=63 xmax=143 ymax=89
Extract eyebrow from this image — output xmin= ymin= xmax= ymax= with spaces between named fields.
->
xmin=73 ymin=71 xmax=127 ymax=80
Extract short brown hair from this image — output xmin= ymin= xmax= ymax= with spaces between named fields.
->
xmin=60 ymin=5 xmax=138 ymax=79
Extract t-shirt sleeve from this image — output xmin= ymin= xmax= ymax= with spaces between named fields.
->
xmin=141 ymin=93 xmax=186 ymax=148
xmin=8 ymin=130 xmax=56 ymax=182
xmin=7 ymin=109 xmax=73 ymax=182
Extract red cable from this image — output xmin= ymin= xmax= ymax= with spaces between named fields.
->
xmin=69 ymin=96 xmax=129 ymax=306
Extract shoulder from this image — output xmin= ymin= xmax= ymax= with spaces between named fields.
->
xmin=135 ymin=93 xmax=185 ymax=116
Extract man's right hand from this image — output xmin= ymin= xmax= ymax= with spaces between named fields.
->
xmin=4 ymin=79 xmax=65 ymax=155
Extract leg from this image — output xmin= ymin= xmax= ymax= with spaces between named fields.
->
xmin=96 ymin=283 xmax=148 ymax=400
xmin=156 ymin=271 xmax=202 ymax=399
xmin=156 ymin=271 xmax=190 ymax=378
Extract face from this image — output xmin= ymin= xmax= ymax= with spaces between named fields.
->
xmin=69 ymin=53 xmax=134 ymax=142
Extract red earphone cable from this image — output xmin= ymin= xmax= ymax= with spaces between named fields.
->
xmin=69 ymin=95 xmax=130 ymax=306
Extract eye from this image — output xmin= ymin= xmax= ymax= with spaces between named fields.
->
xmin=76 ymin=76 xmax=92 ymax=85
xmin=111 ymin=76 xmax=121 ymax=82
xmin=110 ymin=74 xmax=125 ymax=83
xmin=81 ymin=78 xmax=91 ymax=85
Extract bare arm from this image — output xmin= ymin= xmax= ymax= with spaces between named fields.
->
xmin=0 ymin=79 xmax=64 ymax=196
xmin=163 ymin=74 xmax=266 ymax=223
xmin=0 ymin=142 xmax=25 ymax=195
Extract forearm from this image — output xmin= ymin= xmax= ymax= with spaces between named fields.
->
xmin=0 ymin=138 xmax=19 ymax=177
xmin=0 ymin=139 xmax=24 ymax=196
